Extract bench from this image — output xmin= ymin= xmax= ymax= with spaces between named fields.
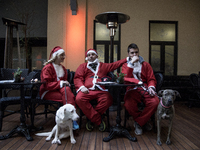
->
xmin=161 ymin=75 xmax=193 ymax=101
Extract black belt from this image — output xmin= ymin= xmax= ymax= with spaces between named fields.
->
xmin=90 ymin=75 xmax=101 ymax=79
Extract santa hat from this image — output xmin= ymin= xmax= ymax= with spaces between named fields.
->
xmin=48 ymin=46 xmax=65 ymax=62
xmin=85 ymin=48 xmax=98 ymax=60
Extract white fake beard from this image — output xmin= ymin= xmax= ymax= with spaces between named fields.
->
xmin=88 ymin=58 xmax=99 ymax=64
xmin=133 ymin=61 xmax=142 ymax=80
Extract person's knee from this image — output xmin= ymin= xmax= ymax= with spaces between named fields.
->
xmin=75 ymin=93 xmax=83 ymax=105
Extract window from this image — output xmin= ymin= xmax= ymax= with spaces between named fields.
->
xmin=149 ymin=21 xmax=178 ymax=75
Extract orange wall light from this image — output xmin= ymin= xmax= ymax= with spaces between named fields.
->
xmin=64 ymin=3 xmax=86 ymax=72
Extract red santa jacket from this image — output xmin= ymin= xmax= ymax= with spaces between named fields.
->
xmin=40 ymin=63 xmax=68 ymax=98
xmin=121 ymin=61 xmax=156 ymax=91
xmin=74 ymin=58 xmax=127 ymax=92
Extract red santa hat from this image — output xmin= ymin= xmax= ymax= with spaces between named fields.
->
xmin=48 ymin=46 xmax=65 ymax=62
xmin=85 ymin=48 xmax=98 ymax=60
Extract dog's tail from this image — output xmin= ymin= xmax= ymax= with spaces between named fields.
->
xmin=35 ymin=132 xmax=51 ymax=137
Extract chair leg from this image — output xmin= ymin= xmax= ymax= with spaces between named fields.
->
xmin=79 ymin=108 xmax=83 ymax=129
xmin=45 ymin=104 xmax=48 ymax=118
xmin=106 ymin=109 xmax=110 ymax=129
xmin=0 ymin=109 xmax=5 ymax=132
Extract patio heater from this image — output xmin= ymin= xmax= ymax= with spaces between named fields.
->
xmin=2 ymin=17 xmax=26 ymax=68
xmin=95 ymin=12 xmax=136 ymax=142
xmin=95 ymin=12 xmax=130 ymax=63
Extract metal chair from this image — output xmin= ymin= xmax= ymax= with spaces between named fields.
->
xmin=0 ymin=71 xmax=38 ymax=131
xmin=188 ymin=73 xmax=200 ymax=107
xmin=124 ymin=72 xmax=163 ymax=131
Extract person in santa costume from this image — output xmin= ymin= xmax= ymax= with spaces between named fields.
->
xmin=121 ymin=43 xmax=159 ymax=135
xmin=40 ymin=46 xmax=79 ymax=130
xmin=74 ymin=48 xmax=127 ymax=131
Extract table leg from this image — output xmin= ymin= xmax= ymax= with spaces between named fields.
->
xmin=103 ymin=86 xmax=137 ymax=142
xmin=0 ymin=85 xmax=33 ymax=141
xmin=0 ymin=125 xmax=33 ymax=141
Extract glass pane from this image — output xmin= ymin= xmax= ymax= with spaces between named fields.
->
xmin=151 ymin=45 xmax=160 ymax=72
xmin=95 ymin=23 xmax=119 ymax=41
xmin=150 ymin=23 xmax=175 ymax=41
xmin=13 ymin=47 xmax=26 ymax=69
xmin=165 ymin=45 xmax=174 ymax=75
xmin=96 ymin=45 xmax=105 ymax=63
xmin=32 ymin=47 xmax=47 ymax=70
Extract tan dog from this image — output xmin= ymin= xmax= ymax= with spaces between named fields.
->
xmin=35 ymin=104 xmax=79 ymax=144
xmin=157 ymin=89 xmax=180 ymax=146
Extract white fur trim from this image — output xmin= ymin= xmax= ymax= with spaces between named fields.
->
xmin=52 ymin=63 xmax=65 ymax=80
xmin=41 ymin=90 xmax=49 ymax=99
xmin=85 ymin=50 xmax=98 ymax=60
xmin=77 ymin=85 xmax=86 ymax=93
xmin=87 ymin=50 xmax=98 ymax=56
xmin=60 ymin=80 xmax=64 ymax=88
xmin=52 ymin=49 xmax=65 ymax=58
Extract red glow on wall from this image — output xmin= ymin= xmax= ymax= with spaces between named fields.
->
xmin=64 ymin=5 xmax=86 ymax=71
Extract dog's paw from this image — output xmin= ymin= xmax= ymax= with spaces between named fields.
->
xmin=71 ymin=138 xmax=76 ymax=144
xmin=46 ymin=136 xmax=51 ymax=141
xmin=52 ymin=138 xmax=61 ymax=144
xmin=157 ymin=140 xmax=162 ymax=146
xmin=166 ymin=140 xmax=171 ymax=145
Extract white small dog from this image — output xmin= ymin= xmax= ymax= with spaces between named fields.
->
xmin=35 ymin=104 xmax=79 ymax=144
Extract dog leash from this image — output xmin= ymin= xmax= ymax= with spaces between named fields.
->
xmin=64 ymin=84 xmax=67 ymax=104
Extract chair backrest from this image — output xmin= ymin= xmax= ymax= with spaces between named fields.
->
xmin=68 ymin=71 xmax=75 ymax=84
xmin=107 ymin=72 xmax=115 ymax=82
xmin=189 ymin=73 xmax=199 ymax=87
xmin=0 ymin=68 xmax=29 ymax=80
xmin=154 ymin=73 xmax=164 ymax=92
xmin=24 ymin=71 xmax=40 ymax=83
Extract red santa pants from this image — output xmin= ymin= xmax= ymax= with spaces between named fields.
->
xmin=124 ymin=88 xmax=159 ymax=127
xmin=43 ymin=86 xmax=75 ymax=107
xmin=76 ymin=90 xmax=113 ymax=125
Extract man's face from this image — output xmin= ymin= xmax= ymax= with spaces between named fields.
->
xmin=87 ymin=52 xmax=98 ymax=62
xmin=128 ymin=48 xmax=139 ymax=58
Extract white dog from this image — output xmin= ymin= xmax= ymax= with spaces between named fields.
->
xmin=35 ymin=104 xmax=79 ymax=144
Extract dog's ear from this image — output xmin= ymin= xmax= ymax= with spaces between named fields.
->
xmin=60 ymin=108 xmax=66 ymax=120
xmin=174 ymin=90 xmax=181 ymax=98
xmin=158 ymin=90 xmax=164 ymax=96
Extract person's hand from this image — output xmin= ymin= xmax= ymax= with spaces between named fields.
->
xmin=81 ymin=86 xmax=89 ymax=94
xmin=148 ymin=87 xmax=156 ymax=96
xmin=130 ymin=56 xmax=139 ymax=64
xmin=62 ymin=81 xmax=70 ymax=86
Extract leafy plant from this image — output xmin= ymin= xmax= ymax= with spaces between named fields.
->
xmin=114 ymin=72 xmax=126 ymax=84
xmin=13 ymin=67 xmax=22 ymax=77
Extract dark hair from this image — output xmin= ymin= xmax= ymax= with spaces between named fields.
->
xmin=127 ymin=43 xmax=139 ymax=53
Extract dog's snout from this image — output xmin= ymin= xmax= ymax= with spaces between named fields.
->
xmin=167 ymin=99 xmax=173 ymax=106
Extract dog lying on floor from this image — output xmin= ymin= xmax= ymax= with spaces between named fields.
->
xmin=157 ymin=89 xmax=180 ymax=146
xmin=35 ymin=104 xmax=79 ymax=144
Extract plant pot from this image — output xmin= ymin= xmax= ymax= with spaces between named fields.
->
xmin=116 ymin=77 xmax=124 ymax=84
xmin=14 ymin=75 xmax=21 ymax=82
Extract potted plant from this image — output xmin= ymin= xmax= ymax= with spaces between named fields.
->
xmin=114 ymin=72 xmax=126 ymax=84
xmin=13 ymin=67 xmax=22 ymax=82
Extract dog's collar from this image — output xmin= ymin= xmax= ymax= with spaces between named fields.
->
xmin=160 ymin=98 xmax=172 ymax=108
